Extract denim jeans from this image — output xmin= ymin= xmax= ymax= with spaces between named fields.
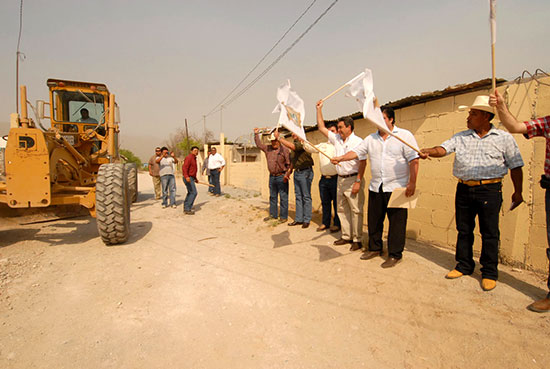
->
xmin=455 ymin=182 xmax=502 ymax=280
xmin=208 ymin=174 xmax=214 ymax=193
xmin=269 ymin=174 xmax=289 ymax=220
xmin=183 ymin=177 xmax=198 ymax=211
xmin=545 ymin=189 xmax=550 ymax=296
xmin=319 ymin=176 xmax=340 ymax=228
xmin=210 ymin=170 xmax=221 ymax=195
xmin=293 ymin=167 xmax=313 ymax=223
xmin=160 ymin=174 xmax=176 ymax=206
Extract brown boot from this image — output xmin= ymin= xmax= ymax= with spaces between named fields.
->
xmin=527 ymin=297 xmax=550 ymax=313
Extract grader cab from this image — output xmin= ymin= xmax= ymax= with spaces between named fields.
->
xmin=0 ymin=79 xmax=137 ymax=245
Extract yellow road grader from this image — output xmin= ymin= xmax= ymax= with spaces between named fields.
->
xmin=0 ymin=79 xmax=137 ymax=245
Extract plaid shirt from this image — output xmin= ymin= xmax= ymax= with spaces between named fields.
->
xmin=441 ymin=125 xmax=524 ymax=180
xmin=524 ymin=116 xmax=550 ymax=177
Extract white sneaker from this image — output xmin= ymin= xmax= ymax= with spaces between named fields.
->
xmin=171 ymin=204 xmax=177 ymax=208
xmin=162 ymin=205 xmax=167 ymax=209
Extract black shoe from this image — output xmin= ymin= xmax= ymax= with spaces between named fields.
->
xmin=333 ymin=238 xmax=352 ymax=246
xmin=381 ymin=257 xmax=401 ymax=268
xmin=263 ymin=216 xmax=276 ymax=221
xmin=184 ymin=210 xmax=195 ymax=215
xmin=349 ymin=242 xmax=362 ymax=251
xmin=301 ymin=222 xmax=310 ymax=229
xmin=288 ymin=221 xmax=303 ymax=226
xmin=360 ymin=251 xmax=381 ymax=260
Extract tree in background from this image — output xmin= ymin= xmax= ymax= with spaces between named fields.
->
xmin=120 ymin=148 xmax=142 ymax=167
xmin=166 ymin=128 xmax=215 ymax=157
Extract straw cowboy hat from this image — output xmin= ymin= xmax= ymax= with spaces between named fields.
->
xmin=269 ymin=132 xmax=277 ymax=141
xmin=458 ymin=95 xmax=495 ymax=114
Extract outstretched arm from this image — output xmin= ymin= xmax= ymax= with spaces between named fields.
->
xmin=489 ymin=90 xmax=527 ymax=134
xmin=419 ymin=146 xmax=446 ymax=159
xmin=316 ymin=100 xmax=329 ymax=138
xmin=331 ymin=150 xmax=358 ymax=164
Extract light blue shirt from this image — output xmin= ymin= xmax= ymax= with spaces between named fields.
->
xmin=440 ymin=125 xmax=524 ymax=180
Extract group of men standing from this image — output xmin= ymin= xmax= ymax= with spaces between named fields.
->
xmin=148 ymin=146 xmax=225 ymax=215
xmin=254 ymin=92 xmax=550 ymax=313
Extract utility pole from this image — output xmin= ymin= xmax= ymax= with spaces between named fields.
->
xmin=203 ymin=115 xmax=206 ymax=145
xmin=184 ymin=118 xmax=189 ymax=155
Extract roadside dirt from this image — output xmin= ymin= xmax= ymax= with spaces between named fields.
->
xmin=1 ymin=173 xmax=549 ymax=368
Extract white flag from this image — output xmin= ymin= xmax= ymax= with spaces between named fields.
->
xmin=489 ymin=0 xmax=496 ymax=45
xmin=345 ymin=68 xmax=389 ymax=135
xmin=272 ymin=80 xmax=307 ymax=141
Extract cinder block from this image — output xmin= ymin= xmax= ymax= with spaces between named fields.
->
xmin=432 ymin=209 xmax=455 ymax=229
xmin=401 ymin=103 xmax=426 ymax=121
xmin=425 ymin=96 xmax=454 ymax=115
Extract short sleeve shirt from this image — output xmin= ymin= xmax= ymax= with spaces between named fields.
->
xmin=440 ymin=125 xmax=524 ymax=180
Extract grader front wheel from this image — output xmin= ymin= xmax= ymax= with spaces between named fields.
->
xmin=96 ymin=163 xmax=130 ymax=245
xmin=125 ymin=163 xmax=138 ymax=203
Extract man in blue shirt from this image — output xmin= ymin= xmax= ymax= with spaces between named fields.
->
xmin=420 ymin=95 xmax=524 ymax=291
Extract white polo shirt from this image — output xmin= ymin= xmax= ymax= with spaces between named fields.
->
xmin=304 ymin=141 xmax=338 ymax=176
xmin=327 ymin=131 xmax=365 ymax=176
xmin=207 ymin=153 xmax=226 ymax=170
xmin=352 ymin=126 xmax=419 ymax=192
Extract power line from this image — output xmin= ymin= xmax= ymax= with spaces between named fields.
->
xmin=203 ymin=0 xmax=320 ymax=118
xmin=191 ymin=0 xmax=340 ymax=128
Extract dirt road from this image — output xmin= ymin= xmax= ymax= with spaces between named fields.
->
xmin=1 ymin=173 xmax=549 ymax=368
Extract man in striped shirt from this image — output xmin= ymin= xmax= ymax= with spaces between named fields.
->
xmin=490 ymin=89 xmax=550 ymax=313
xmin=421 ymin=95 xmax=524 ymax=292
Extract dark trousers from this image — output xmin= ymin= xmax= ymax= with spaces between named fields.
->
xmin=269 ymin=174 xmax=289 ymax=220
xmin=455 ymin=182 xmax=502 ymax=280
xmin=545 ymin=189 xmax=550 ymax=297
xmin=208 ymin=174 xmax=214 ymax=193
xmin=293 ymin=168 xmax=314 ymax=223
xmin=319 ymin=176 xmax=340 ymax=228
xmin=210 ymin=170 xmax=221 ymax=195
xmin=367 ymin=186 xmax=408 ymax=259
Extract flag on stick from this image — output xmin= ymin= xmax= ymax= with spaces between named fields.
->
xmin=272 ymin=80 xmax=307 ymax=141
xmin=346 ymin=68 xmax=422 ymax=154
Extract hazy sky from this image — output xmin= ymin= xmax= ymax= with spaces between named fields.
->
xmin=1 ymin=0 xmax=549 ymax=160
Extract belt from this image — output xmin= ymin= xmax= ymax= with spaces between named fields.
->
xmin=270 ymin=173 xmax=285 ymax=177
xmin=458 ymin=178 xmax=502 ymax=186
xmin=339 ymin=172 xmax=358 ymax=178
xmin=322 ymin=175 xmax=336 ymax=179
xmin=295 ymin=167 xmax=312 ymax=172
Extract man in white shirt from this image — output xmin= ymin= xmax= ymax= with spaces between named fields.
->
xmin=155 ymin=146 xmax=178 ymax=208
xmin=332 ymin=107 xmax=419 ymax=268
xmin=304 ymin=123 xmax=340 ymax=232
xmin=207 ymin=147 xmax=226 ymax=196
xmin=316 ymin=100 xmax=366 ymax=251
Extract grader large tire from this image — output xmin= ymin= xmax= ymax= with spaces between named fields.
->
xmin=96 ymin=163 xmax=130 ymax=245
xmin=125 ymin=163 xmax=138 ymax=203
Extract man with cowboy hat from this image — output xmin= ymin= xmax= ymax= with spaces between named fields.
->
xmin=420 ymin=95 xmax=524 ymax=291
xmin=254 ymin=127 xmax=291 ymax=223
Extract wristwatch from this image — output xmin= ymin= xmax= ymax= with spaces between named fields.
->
xmin=355 ymin=178 xmax=361 ymax=183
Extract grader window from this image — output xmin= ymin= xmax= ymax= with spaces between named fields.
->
xmin=52 ymin=90 xmax=105 ymax=124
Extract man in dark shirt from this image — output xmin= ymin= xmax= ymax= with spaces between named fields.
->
xmin=148 ymin=147 xmax=162 ymax=200
xmin=182 ymin=146 xmax=200 ymax=215
xmin=275 ymin=130 xmax=314 ymax=228
xmin=254 ymin=128 xmax=290 ymax=223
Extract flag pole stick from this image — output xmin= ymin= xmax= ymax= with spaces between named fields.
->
xmin=303 ymin=139 xmax=333 ymax=161
xmin=321 ymin=83 xmax=348 ymax=102
xmin=197 ymin=181 xmax=215 ymax=187
xmin=491 ymin=44 xmax=496 ymax=93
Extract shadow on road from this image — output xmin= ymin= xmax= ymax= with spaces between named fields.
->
xmin=406 ymin=240 xmax=548 ymax=300
xmin=310 ymin=244 xmax=344 ymax=262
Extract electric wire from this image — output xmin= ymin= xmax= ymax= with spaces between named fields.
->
xmin=190 ymin=0 xmax=340 ymax=128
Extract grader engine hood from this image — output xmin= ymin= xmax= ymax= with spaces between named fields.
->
xmin=4 ymin=127 xmax=51 ymax=208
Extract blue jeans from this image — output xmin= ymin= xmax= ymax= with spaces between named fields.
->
xmin=455 ymin=183 xmax=502 ymax=280
xmin=293 ymin=167 xmax=313 ymax=223
xmin=545 ymin=189 xmax=550 ymax=296
xmin=208 ymin=174 xmax=214 ymax=193
xmin=269 ymin=174 xmax=289 ymax=220
xmin=210 ymin=170 xmax=221 ymax=195
xmin=183 ymin=177 xmax=197 ymax=211
xmin=319 ymin=176 xmax=340 ymax=228
xmin=160 ymin=174 xmax=176 ymax=206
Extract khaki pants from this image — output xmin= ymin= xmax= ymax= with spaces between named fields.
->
xmin=337 ymin=176 xmax=365 ymax=242
xmin=152 ymin=175 xmax=161 ymax=199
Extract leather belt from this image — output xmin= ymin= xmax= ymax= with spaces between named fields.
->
xmin=270 ymin=173 xmax=285 ymax=177
xmin=295 ymin=167 xmax=312 ymax=172
xmin=339 ymin=173 xmax=358 ymax=178
xmin=322 ymin=175 xmax=336 ymax=179
xmin=458 ymin=178 xmax=502 ymax=186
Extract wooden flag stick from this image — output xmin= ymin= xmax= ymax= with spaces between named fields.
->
xmin=491 ymin=44 xmax=496 ymax=92
xmin=321 ymin=83 xmax=348 ymax=102
xmin=304 ymin=139 xmax=333 ymax=161
xmin=197 ymin=181 xmax=214 ymax=187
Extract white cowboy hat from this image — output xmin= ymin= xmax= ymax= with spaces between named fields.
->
xmin=458 ymin=95 xmax=495 ymax=114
